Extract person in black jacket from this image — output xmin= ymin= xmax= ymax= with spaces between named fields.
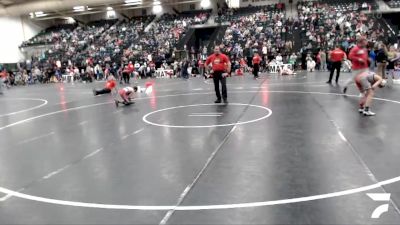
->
xmin=376 ymin=43 xmax=388 ymax=78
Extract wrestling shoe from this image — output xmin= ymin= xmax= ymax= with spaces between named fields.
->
xmin=363 ymin=110 xmax=376 ymax=116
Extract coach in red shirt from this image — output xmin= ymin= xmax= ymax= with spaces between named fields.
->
xmin=205 ymin=46 xmax=231 ymax=103
xmin=328 ymin=46 xmax=346 ymax=84
xmin=343 ymin=37 xmax=369 ymax=93
xmin=252 ymin=52 xmax=262 ymax=79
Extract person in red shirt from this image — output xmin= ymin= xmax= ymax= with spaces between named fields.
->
xmin=93 ymin=74 xmax=117 ymax=96
xmin=343 ymin=37 xmax=369 ymax=94
xmin=327 ymin=45 xmax=346 ymax=84
xmin=252 ymin=52 xmax=262 ymax=79
xmin=205 ymin=46 xmax=231 ymax=103
xmin=0 ymin=69 xmax=8 ymax=94
xmin=128 ymin=61 xmax=135 ymax=73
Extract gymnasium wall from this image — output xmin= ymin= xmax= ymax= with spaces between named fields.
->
xmin=0 ymin=16 xmax=49 ymax=63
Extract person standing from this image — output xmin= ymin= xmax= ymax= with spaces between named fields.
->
xmin=122 ymin=64 xmax=130 ymax=84
xmin=198 ymin=59 xmax=205 ymax=79
xmin=386 ymin=46 xmax=400 ymax=80
xmin=0 ymin=69 xmax=8 ymax=94
xmin=181 ymin=60 xmax=189 ymax=79
xmin=375 ymin=43 xmax=388 ymax=79
xmin=289 ymin=52 xmax=297 ymax=68
xmin=368 ymin=47 xmax=376 ymax=71
xmin=244 ymin=45 xmax=253 ymax=68
xmin=343 ymin=38 xmax=369 ymax=94
xmin=205 ymin=46 xmax=231 ymax=104
xmin=327 ymin=45 xmax=346 ymax=84
xmin=252 ymin=52 xmax=262 ymax=79
xmin=319 ymin=49 xmax=327 ymax=71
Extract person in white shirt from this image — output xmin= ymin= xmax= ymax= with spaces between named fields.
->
xmin=116 ymin=85 xmax=138 ymax=106
xmin=276 ymin=53 xmax=283 ymax=65
xmin=134 ymin=62 xmax=140 ymax=71
xmin=307 ymin=58 xmax=316 ymax=72
xmin=262 ymin=45 xmax=268 ymax=57
xmin=280 ymin=64 xmax=296 ymax=75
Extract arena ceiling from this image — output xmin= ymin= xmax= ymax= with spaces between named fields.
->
xmin=0 ymin=0 xmax=203 ymax=17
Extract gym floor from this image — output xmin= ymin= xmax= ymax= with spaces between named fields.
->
xmin=0 ymin=72 xmax=400 ymax=224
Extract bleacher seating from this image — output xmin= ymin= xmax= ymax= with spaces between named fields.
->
xmin=385 ymin=0 xmax=400 ymax=8
xmin=215 ymin=4 xmax=291 ymax=61
xmin=318 ymin=0 xmax=379 ymax=11
xmin=23 ymin=11 xmax=211 ymax=78
xmin=297 ymin=0 xmax=387 ymax=53
xmin=20 ymin=24 xmax=78 ymax=47
xmin=215 ymin=4 xmax=284 ymax=23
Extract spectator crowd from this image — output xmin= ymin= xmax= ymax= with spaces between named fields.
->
xmin=1 ymin=1 xmax=400 ymax=89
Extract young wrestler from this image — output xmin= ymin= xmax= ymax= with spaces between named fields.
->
xmin=115 ymin=85 xmax=138 ymax=107
xmin=355 ymin=71 xmax=387 ymax=116
xmin=93 ymin=74 xmax=117 ymax=96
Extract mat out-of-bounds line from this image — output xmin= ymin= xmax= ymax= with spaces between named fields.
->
xmin=0 ymin=176 xmax=399 ymax=210
xmin=0 ymin=98 xmax=48 ymax=118
xmin=1 ymin=91 xmax=400 ymax=210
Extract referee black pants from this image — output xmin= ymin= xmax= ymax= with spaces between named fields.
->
xmin=122 ymin=72 xmax=130 ymax=84
xmin=213 ymin=71 xmax=227 ymax=100
xmin=253 ymin=64 xmax=260 ymax=78
xmin=328 ymin=61 xmax=342 ymax=83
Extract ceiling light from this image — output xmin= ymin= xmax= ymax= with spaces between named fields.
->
xmin=200 ymin=0 xmax=210 ymax=8
xmin=34 ymin=11 xmax=44 ymax=15
xmin=35 ymin=13 xmax=48 ymax=17
xmin=65 ymin=17 xmax=75 ymax=21
xmin=107 ymin=6 xmax=113 ymax=11
xmin=125 ymin=0 xmax=142 ymax=3
xmin=152 ymin=4 xmax=162 ymax=14
xmin=107 ymin=10 xmax=116 ymax=18
xmin=73 ymin=6 xmax=85 ymax=10
xmin=124 ymin=0 xmax=142 ymax=5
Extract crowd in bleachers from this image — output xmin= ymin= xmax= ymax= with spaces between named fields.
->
xmin=297 ymin=1 xmax=387 ymax=53
xmin=20 ymin=24 xmax=78 ymax=47
xmin=4 ymin=11 xmax=211 ymax=85
xmin=296 ymin=0 xmax=399 ymax=71
xmin=318 ymin=0 xmax=378 ymax=11
xmin=2 ymin=2 xmax=400 ymax=88
xmin=214 ymin=3 xmax=294 ymax=73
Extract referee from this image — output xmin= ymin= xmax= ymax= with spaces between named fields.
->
xmin=205 ymin=46 xmax=231 ymax=103
xmin=327 ymin=45 xmax=346 ymax=84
